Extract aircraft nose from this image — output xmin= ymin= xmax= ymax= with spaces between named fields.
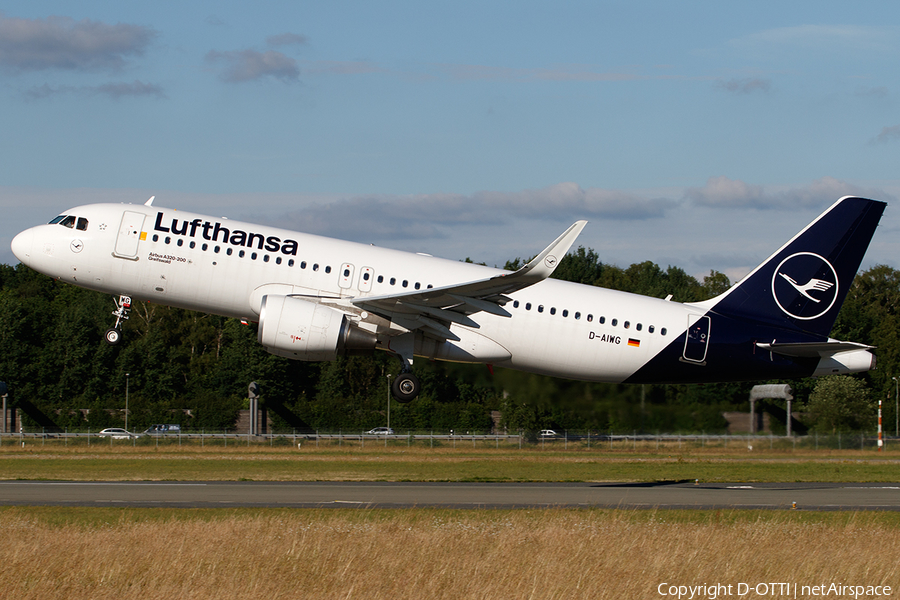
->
xmin=10 ymin=228 xmax=34 ymax=264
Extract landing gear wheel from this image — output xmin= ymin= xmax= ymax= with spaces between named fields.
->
xmin=104 ymin=328 xmax=123 ymax=346
xmin=391 ymin=372 xmax=420 ymax=403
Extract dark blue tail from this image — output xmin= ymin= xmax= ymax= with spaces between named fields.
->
xmin=705 ymin=196 xmax=886 ymax=338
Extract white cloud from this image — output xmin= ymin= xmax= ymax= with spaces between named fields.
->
xmin=266 ymin=33 xmax=308 ymax=47
xmin=733 ymin=24 xmax=893 ymax=53
xmin=206 ymin=49 xmax=300 ymax=83
xmin=684 ymin=176 xmax=766 ymax=208
xmin=856 ymin=86 xmax=889 ymax=99
xmin=24 ymin=80 xmax=166 ymax=100
xmin=252 ymin=183 xmax=676 ymax=245
xmin=435 ymin=63 xmax=639 ymax=82
xmin=685 ymin=176 xmax=887 ymax=210
xmin=299 ymin=60 xmax=383 ymax=76
xmin=870 ymin=125 xmax=900 ymax=145
xmin=0 ymin=14 xmax=156 ymax=72
xmin=715 ymin=78 xmax=771 ymax=94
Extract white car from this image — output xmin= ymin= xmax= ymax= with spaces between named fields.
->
xmin=97 ymin=428 xmax=139 ymax=439
xmin=366 ymin=427 xmax=394 ymax=435
xmin=539 ymin=429 xmax=559 ymax=438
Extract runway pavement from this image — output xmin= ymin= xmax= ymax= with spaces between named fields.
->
xmin=1 ymin=481 xmax=899 ymax=510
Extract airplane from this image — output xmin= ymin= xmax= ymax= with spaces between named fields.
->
xmin=10 ymin=195 xmax=886 ymax=403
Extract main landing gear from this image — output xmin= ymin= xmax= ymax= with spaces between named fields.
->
xmin=391 ymin=371 xmax=420 ymax=403
xmin=389 ymin=332 xmax=421 ymax=403
xmin=104 ymin=295 xmax=131 ymax=346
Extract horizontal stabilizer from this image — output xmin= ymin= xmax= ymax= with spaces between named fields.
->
xmin=756 ymin=340 xmax=874 ymax=358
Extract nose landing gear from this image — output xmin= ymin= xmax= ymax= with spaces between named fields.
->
xmin=104 ymin=295 xmax=131 ymax=346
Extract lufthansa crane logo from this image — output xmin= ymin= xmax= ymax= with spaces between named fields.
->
xmin=771 ymin=252 xmax=838 ymax=320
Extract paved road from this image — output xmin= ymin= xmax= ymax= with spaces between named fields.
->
xmin=1 ymin=481 xmax=899 ymax=510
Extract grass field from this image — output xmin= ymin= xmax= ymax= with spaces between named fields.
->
xmin=1 ymin=506 xmax=899 ymax=599
xmin=1 ymin=440 xmax=899 ymax=483
xmin=3 ymin=442 xmax=899 ymax=598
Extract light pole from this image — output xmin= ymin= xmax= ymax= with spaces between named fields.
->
xmin=386 ymin=374 xmax=392 ymax=432
xmin=125 ymin=373 xmax=130 ymax=433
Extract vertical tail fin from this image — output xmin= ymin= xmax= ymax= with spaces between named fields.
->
xmin=703 ymin=196 xmax=886 ymax=338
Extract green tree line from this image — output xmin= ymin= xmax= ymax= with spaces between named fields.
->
xmin=0 ymin=249 xmax=895 ymax=434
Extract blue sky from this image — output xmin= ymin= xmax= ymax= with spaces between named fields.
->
xmin=1 ymin=2 xmax=899 ymax=282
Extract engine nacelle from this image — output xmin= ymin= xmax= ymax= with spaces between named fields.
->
xmin=258 ymin=295 xmax=376 ymax=361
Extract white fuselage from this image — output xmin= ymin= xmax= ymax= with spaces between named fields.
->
xmin=12 ymin=202 xmax=697 ymax=383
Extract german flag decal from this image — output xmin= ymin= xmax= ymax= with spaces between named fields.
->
xmin=627 ymin=338 xmax=640 ymax=348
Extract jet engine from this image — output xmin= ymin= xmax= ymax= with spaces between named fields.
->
xmin=258 ymin=295 xmax=376 ymax=361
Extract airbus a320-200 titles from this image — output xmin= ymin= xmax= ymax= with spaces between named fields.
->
xmin=11 ymin=195 xmax=885 ymax=403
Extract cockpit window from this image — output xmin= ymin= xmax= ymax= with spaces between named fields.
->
xmin=49 ymin=215 xmax=86 ymax=229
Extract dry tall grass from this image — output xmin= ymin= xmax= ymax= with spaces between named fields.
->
xmin=1 ymin=509 xmax=898 ymax=600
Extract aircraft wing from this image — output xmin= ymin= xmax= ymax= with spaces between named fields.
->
xmin=351 ymin=221 xmax=587 ymax=340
